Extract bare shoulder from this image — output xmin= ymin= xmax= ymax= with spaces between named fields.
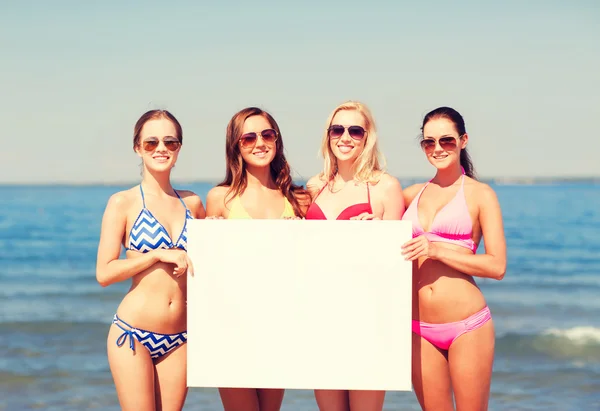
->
xmin=402 ymin=183 xmax=426 ymax=206
xmin=465 ymin=178 xmax=500 ymax=206
xmin=306 ymin=174 xmax=326 ymax=196
xmin=474 ymin=181 xmax=498 ymax=203
xmin=176 ymin=189 xmax=205 ymax=216
xmin=176 ymin=189 xmax=202 ymax=205
xmin=372 ymin=173 xmax=402 ymax=192
xmin=206 ymin=186 xmax=228 ymax=202
xmin=105 ymin=187 xmax=137 ymax=211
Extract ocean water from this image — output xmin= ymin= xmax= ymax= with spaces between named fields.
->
xmin=1 ymin=182 xmax=599 ymax=411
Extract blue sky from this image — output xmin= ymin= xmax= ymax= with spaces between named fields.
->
xmin=1 ymin=0 xmax=598 ymax=184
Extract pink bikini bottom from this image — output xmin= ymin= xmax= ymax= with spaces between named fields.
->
xmin=412 ymin=306 xmax=492 ymax=351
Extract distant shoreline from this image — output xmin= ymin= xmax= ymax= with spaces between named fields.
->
xmin=1 ymin=176 xmax=599 ymax=187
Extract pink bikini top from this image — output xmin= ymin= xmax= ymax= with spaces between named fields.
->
xmin=305 ymin=182 xmax=372 ymax=220
xmin=402 ymin=172 xmax=477 ymax=253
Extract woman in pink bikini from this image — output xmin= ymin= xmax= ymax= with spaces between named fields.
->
xmin=401 ymin=106 xmax=506 ymax=410
xmin=305 ymin=101 xmax=405 ymax=411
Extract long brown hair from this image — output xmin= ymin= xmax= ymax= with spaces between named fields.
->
xmin=217 ymin=107 xmax=308 ymax=217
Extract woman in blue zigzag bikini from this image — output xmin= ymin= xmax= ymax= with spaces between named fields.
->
xmin=96 ymin=110 xmax=206 ymax=411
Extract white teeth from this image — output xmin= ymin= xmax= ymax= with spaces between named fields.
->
xmin=254 ymin=152 xmax=267 ymax=157
xmin=338 ymin=146 xmax=353 ymax=154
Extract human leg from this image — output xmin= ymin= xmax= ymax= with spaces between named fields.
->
xmin=411 ymin=331 xmax=454 ymax=411
xmin=154 ymin=343 xmax=188 ymax=411
xmin=107 ymin=322 xmax=156 ymax=411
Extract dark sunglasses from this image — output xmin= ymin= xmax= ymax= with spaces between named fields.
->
xmin=420 ymin=136 xmax=460 ymax=152
xmin=327 ymin=125 xmax=367 ymax=140
xmin=239 ymin=128 xmax=278 ymax=149
xmin=143 ymin=138 xmax=181 ymax=152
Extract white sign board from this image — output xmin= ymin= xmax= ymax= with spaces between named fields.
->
xmin=186 ymin=220 xmax=413 ymax=391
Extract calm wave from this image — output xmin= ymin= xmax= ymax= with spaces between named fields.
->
xmin=1 ymin=182 xmax=599 ymax=410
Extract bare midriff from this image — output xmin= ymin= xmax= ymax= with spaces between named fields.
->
xmin=413 ymin=242 xmax=487 ymax=324
xmin=115 ymin=261 xmax=187 ymax=333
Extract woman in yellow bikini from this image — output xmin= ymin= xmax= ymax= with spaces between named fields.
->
xmin=205 ymin=106 xmax=310 ymax=410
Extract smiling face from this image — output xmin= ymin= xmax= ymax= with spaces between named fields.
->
xmin=238 ymin=115 xmax=278 ymax=169
xmin=135 ymin=117 xmax=181 ymax=173
xmin=328 ymin=109 xmax=367 ymax=165
xmin=421 ymin=117 xmax=468 ymax=171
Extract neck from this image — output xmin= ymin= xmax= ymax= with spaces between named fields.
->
xmin=141 ymin=168 xmax=174 ymax=195
xmin=335 ymin=160 xmax=355 ymax=183
xmin=433 ymin=164 xmax=463 ymax=187
xmin=245 ymin=165 xmax=275 ymax=189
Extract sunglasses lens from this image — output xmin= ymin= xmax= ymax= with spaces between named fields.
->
xmin=328 ymin=125 xmax=345 ymax=139
xmin=164 ymin=140 xmax=181 ymax=151
xmin=439 ymin=137 xmax=457 ymax=148
xmin=240 ymin=133 xmax=257 ymax=148
xmin=261 ymin=129 xmax=277 ymax=142
xmin=348 ymin=126 xmax=366 ymax=140
xmin=420 ymin=139 xmax=435 ymax=151
xmin=143 ymin=140 xmax=159 ymax=151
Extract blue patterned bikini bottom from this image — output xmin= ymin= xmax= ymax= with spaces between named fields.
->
xmin=112 ymin=314 xmax=187 ymax=359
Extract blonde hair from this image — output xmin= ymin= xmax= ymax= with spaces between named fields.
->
xmin=318 ymin=101 xmax=386 ymax=184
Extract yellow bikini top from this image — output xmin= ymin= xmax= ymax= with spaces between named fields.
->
xmin=227 ymin=195 xmax=296 ymax=219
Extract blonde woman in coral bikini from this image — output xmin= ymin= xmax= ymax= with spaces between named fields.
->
xmin=205 ymin=106 xmax=310 ymax=411
xmin=401 ymin=107 xmax=507 ymax=411
xmin=305 ymin=101 xmax=405 ymax=411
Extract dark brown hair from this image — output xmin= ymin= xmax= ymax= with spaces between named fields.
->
xmin=218 ymin=107 xmax=308 ymax=217
xmin=132 ymin=109 xmax=183 ymax=151
xmin=421 ymin=106 xmax=476 ymax=179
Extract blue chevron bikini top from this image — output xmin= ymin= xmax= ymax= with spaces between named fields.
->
xmin=127 ymin=185 xmax=193 ymax=253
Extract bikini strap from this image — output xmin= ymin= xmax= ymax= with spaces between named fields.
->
xmin=312 ymin=181 xmax=328 ymax=201
xmin=366 ymin=182 xmax=371 ymax=205
xmin=139 ymin=185 xmax=146 ymax=208
xmin=414 ymin=181 xmax=429 ymax=203
xmin=174 ymin=189 xmax=188 ymax=210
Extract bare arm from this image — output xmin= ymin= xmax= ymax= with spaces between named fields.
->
xmin=205 ymin=186 xmax=227 ymax=218
xmin=95 ymin=193 xmax=163 ymax=287
xmin=431 ymin=185 xmax=506 ymax=279
xmin=380 ymin=175 xmax=405 ymax=220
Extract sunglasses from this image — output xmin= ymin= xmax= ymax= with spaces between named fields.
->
xmin=327 ymin=125 xmax=367 ymax=140
xmin=143 ymin=137 xmax=181 ymax=152
xmin=239 ymin=128 xmax=278 ymax=149
xmin=420 ymin=136 xmax=460 ymax=152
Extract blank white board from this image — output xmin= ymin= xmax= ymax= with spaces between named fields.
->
xmin=186 ymin=219 xmax=413 ymax=391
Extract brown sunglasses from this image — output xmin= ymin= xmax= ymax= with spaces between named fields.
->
xmin=239 ymin=128 xmax=278 ymax=149
xmin=143 ymin=137 xmax=181 ymax=152
xmin=420 ymin=136 xmax=461 ymax=152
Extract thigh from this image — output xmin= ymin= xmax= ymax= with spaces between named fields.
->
xmin=448 ymin=319 xmax=495 ymax=411
xmin=257 ymin=388 xmax=285 ymax=411
xmin=219 ymin=388 xmax=260 ymax=411
xmin=154 ymin=342 xmax=188 ymax=411
xmin=348 ymin=390 xmax=385 ymax=411
xmin=107 ymin=324 xmax=156 ymax=411
xmin=412 ymin=332 xmax=454 ymax=411
xmin=314 ymin=389 xmax=349 ymax=411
